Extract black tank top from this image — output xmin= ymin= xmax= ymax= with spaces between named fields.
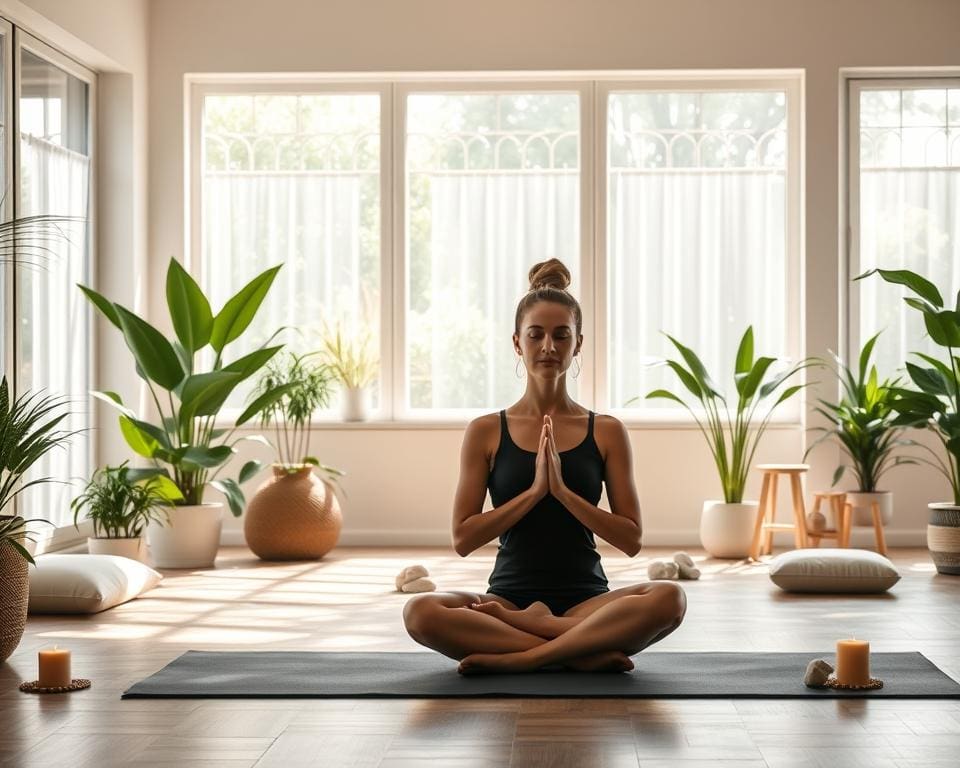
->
xmin=486 ymin=409 xmax=609 ymax=595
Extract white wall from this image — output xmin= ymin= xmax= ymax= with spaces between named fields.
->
xmin=143 ymin=0 xmax=960 ymax=548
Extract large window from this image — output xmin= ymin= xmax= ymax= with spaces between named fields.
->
xmin=4 ymin=31 xmax=94 ymax=529
xmin=190 ymin=75 xmax=800 ymax=421
xmin=850 ymin=81 xmax=960 ymax=378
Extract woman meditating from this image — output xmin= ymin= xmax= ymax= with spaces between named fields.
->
xmin=403 ymin=258 xmax=687 ymax=675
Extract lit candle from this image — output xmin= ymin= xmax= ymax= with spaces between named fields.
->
xmin=38 ymin=646 xmax=71 ymax=688
xmin=835 ymin=638 xmax=870 ymax=686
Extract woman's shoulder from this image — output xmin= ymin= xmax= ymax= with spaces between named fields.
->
xmin=463 ymin=411 xmax=502 ymax=442
xmin=593 ymin=412 xmax=630 ymax=457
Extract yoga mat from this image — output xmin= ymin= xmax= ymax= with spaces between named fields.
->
xmin=122 ymin=651 xmax=960 ymax=699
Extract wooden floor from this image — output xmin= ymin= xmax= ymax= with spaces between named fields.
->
xmin=2 ymin=546 xmax=959 ymax=767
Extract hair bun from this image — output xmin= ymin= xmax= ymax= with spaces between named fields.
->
xmin=528 ymin=258 xmax=571 ymax=291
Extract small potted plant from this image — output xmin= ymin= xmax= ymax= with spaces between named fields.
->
xmin=641 ymin=327 xmax=812 ymax=558
xmin=319 ymin=322 xmax=378 ymax=421
xmin=804 ymin=332 xmax=914 ymax=528
xmin=78 ymin=258 xmax=295 ymax=568
xmin=0 ymin=377 xmax=76 ymax=662
xmin=857 ymin=268 xmax=960 ymax=574
xmin=71 ymin=462 xmax=181 ymax=563
xmin=244 ymin=352 xmax=345 ymax=560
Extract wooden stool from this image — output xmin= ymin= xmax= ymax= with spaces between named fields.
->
xmin=749 ymin=464 xmax=809 ymax=561
xmin=844 ymin=500 xmax=888 ymax=556
xmin=806 ymin=492 xmax=851 ymax=548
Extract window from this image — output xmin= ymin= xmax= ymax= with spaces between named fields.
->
xmin=850 ymin=81 xmax=960 ymax=378
xmin=10 ymin=32 xmax=94 ymax=529
xmin=190 ymin=75 xmax=801 ymax=422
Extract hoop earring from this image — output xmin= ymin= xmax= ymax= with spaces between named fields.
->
xmin=572 ymin=355 xmax=581 ymax=379
xmin=515 ymin=356 xmax=525 ymax=379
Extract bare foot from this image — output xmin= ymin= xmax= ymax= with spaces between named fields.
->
xmin=565 ymin=651 xmax=634 ymax=673
xmin=458 ymin=650 xmax=537 ymax=675
xmin=469 ymin=601 xmax=569 ymax=638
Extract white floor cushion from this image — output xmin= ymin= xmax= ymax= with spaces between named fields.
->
xmin=769 ymin=548 xmax=900 ymax=594
xmin=29 ymin=554 xmax=162 ymax=614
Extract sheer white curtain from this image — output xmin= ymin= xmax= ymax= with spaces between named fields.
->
xmin=608 ymin=170 xmax=787 ymax=409
xmin=860 ymin=169 xmax=960 ymax=378
xmin=202 ymin=171 xmax=372 ymax=409
xmin=18 ymin=133 xmax=90 ymax=527
xmin=412 ymin=172 xmax=579 ymax=410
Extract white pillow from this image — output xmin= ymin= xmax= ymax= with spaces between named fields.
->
xmin=769 ymin=548 xmax=900 ymax=594
xmin=29 ymin=554 xmax=162 ymax=614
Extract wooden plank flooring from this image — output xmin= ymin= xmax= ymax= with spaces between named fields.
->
xmin=1 ymin=546 xmax=959 ymax=767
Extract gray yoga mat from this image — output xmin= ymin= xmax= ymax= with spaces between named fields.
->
xmin=122 ymin=651 xmax=960 ymax=699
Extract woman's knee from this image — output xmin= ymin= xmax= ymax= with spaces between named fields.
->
xmin=402 ymin=594 xmax=439 ymax=640
xmin=650 ymin=582 xmax=687 ymax=626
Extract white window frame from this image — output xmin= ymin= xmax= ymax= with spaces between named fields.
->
xmin=1 ymin=18 xmax=14 ymax=384
xmin=846 ymin=75 xmax=960 ymax=367
xmin=10 ymin=27 xmax=97 ymax=550
xmin=187 ymin=71 xmax=802 ymax=428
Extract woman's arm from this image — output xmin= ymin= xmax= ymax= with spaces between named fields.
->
xmin=451 ymin=416 xmax=548 ymax=557
xmin=546 ymin=416 xmax=642 ymax=556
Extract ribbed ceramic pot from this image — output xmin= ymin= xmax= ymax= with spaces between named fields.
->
xmin=699 ymin=501 xmax=760 ymax=559
xmin=846 ymin=491 xmax=893 ymax=527
xmin=244 ymin=465 xmax=342 ymax=560
xmin=0 ymin=529 xmax=29 ymax=662
xmin=928 ymin=503 xmax=960 ymax=575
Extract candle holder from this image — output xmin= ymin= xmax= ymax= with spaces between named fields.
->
xmin=825 ymin=675 xmax=883 ymax=691
xmin=19 ymin=679 xmax=91 ymax=694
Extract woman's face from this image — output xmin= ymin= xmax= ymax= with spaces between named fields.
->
xmin=514 ymin=301 xmax=581 ymax=378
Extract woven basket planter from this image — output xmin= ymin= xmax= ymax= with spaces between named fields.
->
xmin=244 ymin=465 xmax=342 ymax=561
xmin=928 ymin=503 xmax=960 ymax=576
xmin=0 ymin=536 xmax=29 ymax=663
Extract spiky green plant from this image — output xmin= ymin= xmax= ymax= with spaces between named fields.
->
xmin=0 ymin=377 xmax=78 ymax=563
xmin=805 ymin=332 xmax=915 ymax=491
xmin=638 ymin=327 xmax=815 ymax=503
xmin=319 ymin=322 xmax=378 ymax=389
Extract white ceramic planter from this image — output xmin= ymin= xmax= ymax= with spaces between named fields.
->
xmin=846 ymin=491 xmax=893 ymax=527
xmin=699 ymin=501 xmax=760 ymax=559
xmin=87 ymin=536 xmax=148 ymax=564
xmin=146 ymin=503 xmax=223 ymax=569
xmin=927 ymin=502 xmax=960 ymax=575
xmin=341 ymin=385 xmax=369 ymax=422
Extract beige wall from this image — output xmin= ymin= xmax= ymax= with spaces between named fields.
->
xmin=11 ymin=1 xmax=957 ymax=548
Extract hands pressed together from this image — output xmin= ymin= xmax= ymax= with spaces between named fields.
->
xmin=531 ymin=414 xmax=566 ymax=502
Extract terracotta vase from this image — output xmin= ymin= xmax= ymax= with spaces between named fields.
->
xmin=244 ymin=465 xmax=342 ymax=560
xmin=0 ymin=532 xmax=29 ymax=663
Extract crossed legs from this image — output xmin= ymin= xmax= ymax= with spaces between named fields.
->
xmin=402 ymin=582 xmax=687 ymax=675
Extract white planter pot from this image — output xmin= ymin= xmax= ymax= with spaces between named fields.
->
xmin=846 ymin=491 xmax=893 ymax=527
xmin=699 ymin=501 xmax=760 ymax=559
xmin=927 ymin=502 xmax=960 ymax=576
xmin=341 ymin=385 xmax=369 ymax=422
xmin=146 ymin=503 xmax=223 ymax=569
xmin=87 ymin=536 xmax=148 ymax=564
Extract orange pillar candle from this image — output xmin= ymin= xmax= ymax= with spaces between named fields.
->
xmin=835 ymin=639 xmax=870 ymax=686
xmin=38 ymin=646 xmax=71 ymax=688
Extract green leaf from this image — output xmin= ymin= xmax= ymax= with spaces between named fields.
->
xmin=923 ymin=310 xmax=960 ymax=347
xmin=238 ymin=460 xmax=262 ymax=484
xmin=906 ymin=362 xmax=949 ymax=396
xmin=166 ymin=258 xmax=213 ymax=353
xmin=645 ymin=389 xmax=688 ymax=406
xmin=221 ymin=345 xmax=284 ymax=380
xmin=180 ymin=445 xmax=234 ymax=469
xmin=734 ymin=326 xmax=754 ymax=376
xmin=114 ymin=304 xmax=185 ymax=390
xmin=90 ymin=390 xmax=135 ymax=418
xmin=664 ymin=334 xmax=722 ymax=398
xmin=235 ymin=382 xmax=297 ymax=426
xmin=856 ymin=268 xmax=944 ymax=307
xmin=119 ymin=415 xmax=159 ymax=458
xmin=665 ymin=360 xmax=703 ymax=401
xmin=210 ymin=265 xmax=282 ymax=353
xmin=6 ymin=539 xmax=35 ymax=565
xmin=146 ymin=474 xmax=184 ymax=502
xmin=832 ymin=465 xmax=846 ymax=486
xmin=77 ymin=284 xmax=122 ymax=330
xmin=858 ymin=332 xmax=881 ymax=384
xmin=738 ymin=356 xmax=776 ymax=401
xmin=210 ymin=478 xmax=244 ymax=517
xmin=177 ymin=371 xmax=243 ymax=421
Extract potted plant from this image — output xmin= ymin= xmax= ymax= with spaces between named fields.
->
xmin=642 ymin=327 xmax=812 ymax=558
xmin=804 ymin=332 xmax=915 ymax=528
xmin=856 ymin=268 xmax=960 ymax=574
xmin=319 ymin=322 xmax=378 ymax=421
xmin=244 ymin=352 xmax=346 ymax=560
xmin=71 ymin=461 xmax=181 ymax=563
xmin=0 ymin=377 xmax=76 ymax=662
xmin=78 ymin=258 xmax=294 ymax=568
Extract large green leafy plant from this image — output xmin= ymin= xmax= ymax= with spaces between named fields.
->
xmin=641 ymin=327 xmax=812 ymax=503
xmin=0 ymin=377 xmax=77 ymax=563
xmin=805 ymin=332 xmax=914 ymax=491
xmin=856 ymin=269 xmax=960 ymax=505
xmin=79 ymin=258 xmax=294 ymax=516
